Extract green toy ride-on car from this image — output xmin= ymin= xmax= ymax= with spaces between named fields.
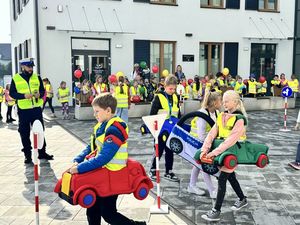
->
xmin=195 ymin=139 xmax=269 ymax=175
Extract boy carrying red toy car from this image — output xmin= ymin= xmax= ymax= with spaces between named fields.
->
xmin=67 ymin=93 xmax=146 ymax=225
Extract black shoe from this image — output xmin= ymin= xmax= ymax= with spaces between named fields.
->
xmin=11 ymin=118 xmax=16 ymax=121
xmin=38 ymin=152 xmax=54 ymax=160
xmin=6 ymin=119 xmax=12 ymax=123
xmin=24 ymin=157 xmax=33 ymax=164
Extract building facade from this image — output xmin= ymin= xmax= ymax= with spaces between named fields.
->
xmin=11 ymin=0 xmax=295 ymax=105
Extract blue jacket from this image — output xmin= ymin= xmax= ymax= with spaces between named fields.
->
xmin=74 ymin=117 xmax=127 ymax=173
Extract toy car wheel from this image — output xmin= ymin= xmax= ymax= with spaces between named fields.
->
xmin=169 ymin=137 xmax=183 ymax=154
xmin=223 ymin=155 xmax=237 ymax=169
xmin=134 ymin=182 xmax=149 ymax=200
xmin=77 ymin=189 xmax=96 ymax=208
xmin=201 ymin=164 xmax=219 ymax=175
xmin=256 ymin=154 xmax=268 ymax=168
xmin=160 ymin=131 xmax=169 ymax=143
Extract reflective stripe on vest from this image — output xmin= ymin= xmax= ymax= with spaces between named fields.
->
xmin=12 ymin=73 xmax=43 ymax=109
xmin=94 ymin=83 xmax=107 ymax=94
xmin=58 ymin=88 xmax=69 ymax=103
xmin=248 ymin=81 xmax=257 ymax=94
xmin=190 ymin=110 xmax=218 ymax=138
xmin=157 ymin=93 xmax=179 ymax=118
xmin=217 ymin=112 xmax=246 ymax=140
xmin=87 ymin=117 xmax=128 ymax=171
xmin=115 ymin=85 xmax=128 ymax=108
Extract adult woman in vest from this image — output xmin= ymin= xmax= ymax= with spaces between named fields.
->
xmin=9 ymin=58 xmax=53 ymax=164
xmin=42 ymin=78 xmax=56 ymax=117
xmin=94 ymin=75 xmax=107 ymax=96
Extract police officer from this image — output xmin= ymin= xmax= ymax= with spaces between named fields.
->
xmin=9 ymin=58 xmax=54 ymax=164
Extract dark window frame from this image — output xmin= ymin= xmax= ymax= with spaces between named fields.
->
xmin=150 ymin=41 xmax=176 ymax=75
xmin=12 ymin=0 xmax=18 ymax=20
xmin=199 ymin=42 xmax=223 ymax=75
xmin=150 ymin=0 xmax=177 ymax=6
xmin=258 ymin=0 xmax=279 ymax=12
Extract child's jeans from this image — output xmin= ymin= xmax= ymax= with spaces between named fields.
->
xmin=116 ymin=107 xmax=128 ymax=123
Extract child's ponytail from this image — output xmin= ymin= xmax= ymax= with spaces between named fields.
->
xmin=201 ymin=89 xmax=222 ymax=109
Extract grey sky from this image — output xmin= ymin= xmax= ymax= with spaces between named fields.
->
xmin=0 ymin=0 xmax=11 ymax=43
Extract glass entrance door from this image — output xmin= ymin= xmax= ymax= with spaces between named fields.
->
xmin=250 ymin=44 xmax=276 ymax=95
xmin=88 ymin=55 xmax=108 ymax=83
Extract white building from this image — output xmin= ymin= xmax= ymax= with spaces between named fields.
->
xmin=10 ymin=0 xmax=295 ymax=105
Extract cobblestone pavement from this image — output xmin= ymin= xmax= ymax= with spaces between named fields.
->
xmin=44 ymin=107 xmax=300 ymax=225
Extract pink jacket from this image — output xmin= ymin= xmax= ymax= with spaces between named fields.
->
xmin=201 ymin=112 xmax=246 ymax=173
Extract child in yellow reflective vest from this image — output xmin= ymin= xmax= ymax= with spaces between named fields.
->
xmin=68 ymin=93 xmax=146 ymax=225
xmin=201 ymin=90 xmax=248 ymax=222
xmin=234 ymin=76 xmax=246 ymax=96
xmin=188 ymin=91 xmax=222 ymax=198
xmin=5 ymin=84 xmax=16 ymax=123
xmin=288 ymin=74 xmax=299 ymax=97
xmin=57 ymin=81 xmax=70 ymax=119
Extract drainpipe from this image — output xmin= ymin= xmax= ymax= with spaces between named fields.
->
xmin=34 ymin=0 xmax=40 ymax=74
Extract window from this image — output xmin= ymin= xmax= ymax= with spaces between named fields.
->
xmin=199 ymin=43 xmax=222 ymax=76
xmin=201 ymin=0 xmax=223 ymax=8
xmin=14 ymin=47 xmax=18 ymax=73
xmin=17 ymin=0 xmax=22 ymax=14
xmin=23 ymin=0 xmax=29 ymax=6
xmin=151 ymin=0 xmax=176 ymax=4
xmin=258 ymin=0 xmax=277 ymax=11
xmin=150 ymin=41 xmax=175 ymax=75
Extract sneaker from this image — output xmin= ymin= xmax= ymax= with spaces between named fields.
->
xmin=148 ymin=170 xmax=156 ymax=181
xmin=231 ymin=197 xmax=248 ymax=211
xmin=38 ymin=152 xmax=54 ymax=160
xmin=201 ymin=208 xmax=221 ymax=221
xmin=11 ymin=118 xmax=16 ymax=121
xmin=187 ymin=185 xmax=205 ymax=196
xmin=164 ymin=172 xmax=179 ymax=182
xmin=288 ymin=162 xmax=300 ymax=170
xmin=209 ymin=190 xmax=218 ymax=199
xmin=51 ymin=113 xmax=56 ymax=118
xmin=134 ymin=221 xmax=146 ymax=225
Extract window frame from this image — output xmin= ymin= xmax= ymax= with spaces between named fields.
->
xmin=199 ymin=42 xmax=223 ymax=76
xmin=150 ymin=0 xmax=177 ymax=6
xmin=258 ymin=0 xmax=279 ymax=12
xmin=150 ymin=41 xmax=176 ymax=75
xmin=200 ymin=0 xmax=224 ymax=9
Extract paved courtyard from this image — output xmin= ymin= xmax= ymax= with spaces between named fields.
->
xmin=0 ymin=104 xmax=300 ymax=225
xmin=44 ymin=106 xmax=300 ymax=225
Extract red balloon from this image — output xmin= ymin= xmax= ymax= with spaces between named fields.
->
xmin=132 ymin=96 xmax=141 ymax=103
xmin=108 ymin=74 xmax=117 ymax=83
xmin=243 ymin=79 xmax=249 ymax=85
xmin=74 ymin=69 xmax=82 ymax=79
xmin=152 ymin=65 xmax=159 ymax=73
xmin=188 ymin=79 xmax=193 ymax=85
xmin=259 ymin=76 xmax=266 ymax=83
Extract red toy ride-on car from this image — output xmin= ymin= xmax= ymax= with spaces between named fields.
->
xmin=54 ymin=158 xmax=153 ymax=208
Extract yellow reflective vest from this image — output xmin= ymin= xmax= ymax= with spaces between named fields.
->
xmin=257 ymin=81 xmax=267 ymax=94
xmin=12 ymin=73 xmax=43 ymax=109
xmin=45 ymin=84 xmax=53 ymax=98
xmin=234 ymin=82 xmax=245 ymax=94
xmin=58 ymin=88 xmax=70 ymax=103
xmin=217 ymin=112 xmax=246 ymax=140
xmin=192 ymin=83 xmax=202 ymax=98
xmin=288 ymin=79 xmax=299 ymax=93
xmin=87 ymin=117 xmax=128 ymax=171
xmin=94 ymin=82 xmax=107 ymax=94
xmin=0 ymin=86 xmax=4 ymax=102
xmin=190 ymin=109 xmax=218 ymax=138
xmin=115 ymin=84 xmax=129 ymax=108
xmin=157 ymin=93 xmax=179 ymax=118
xmin=271 ymin=80 xmax=280 ymax=86
xmin=248 ymin=80 xmax=257 ymax=94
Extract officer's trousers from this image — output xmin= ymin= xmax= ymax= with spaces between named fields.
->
xmin=18 ymin=107 xmax=46 ymax=157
